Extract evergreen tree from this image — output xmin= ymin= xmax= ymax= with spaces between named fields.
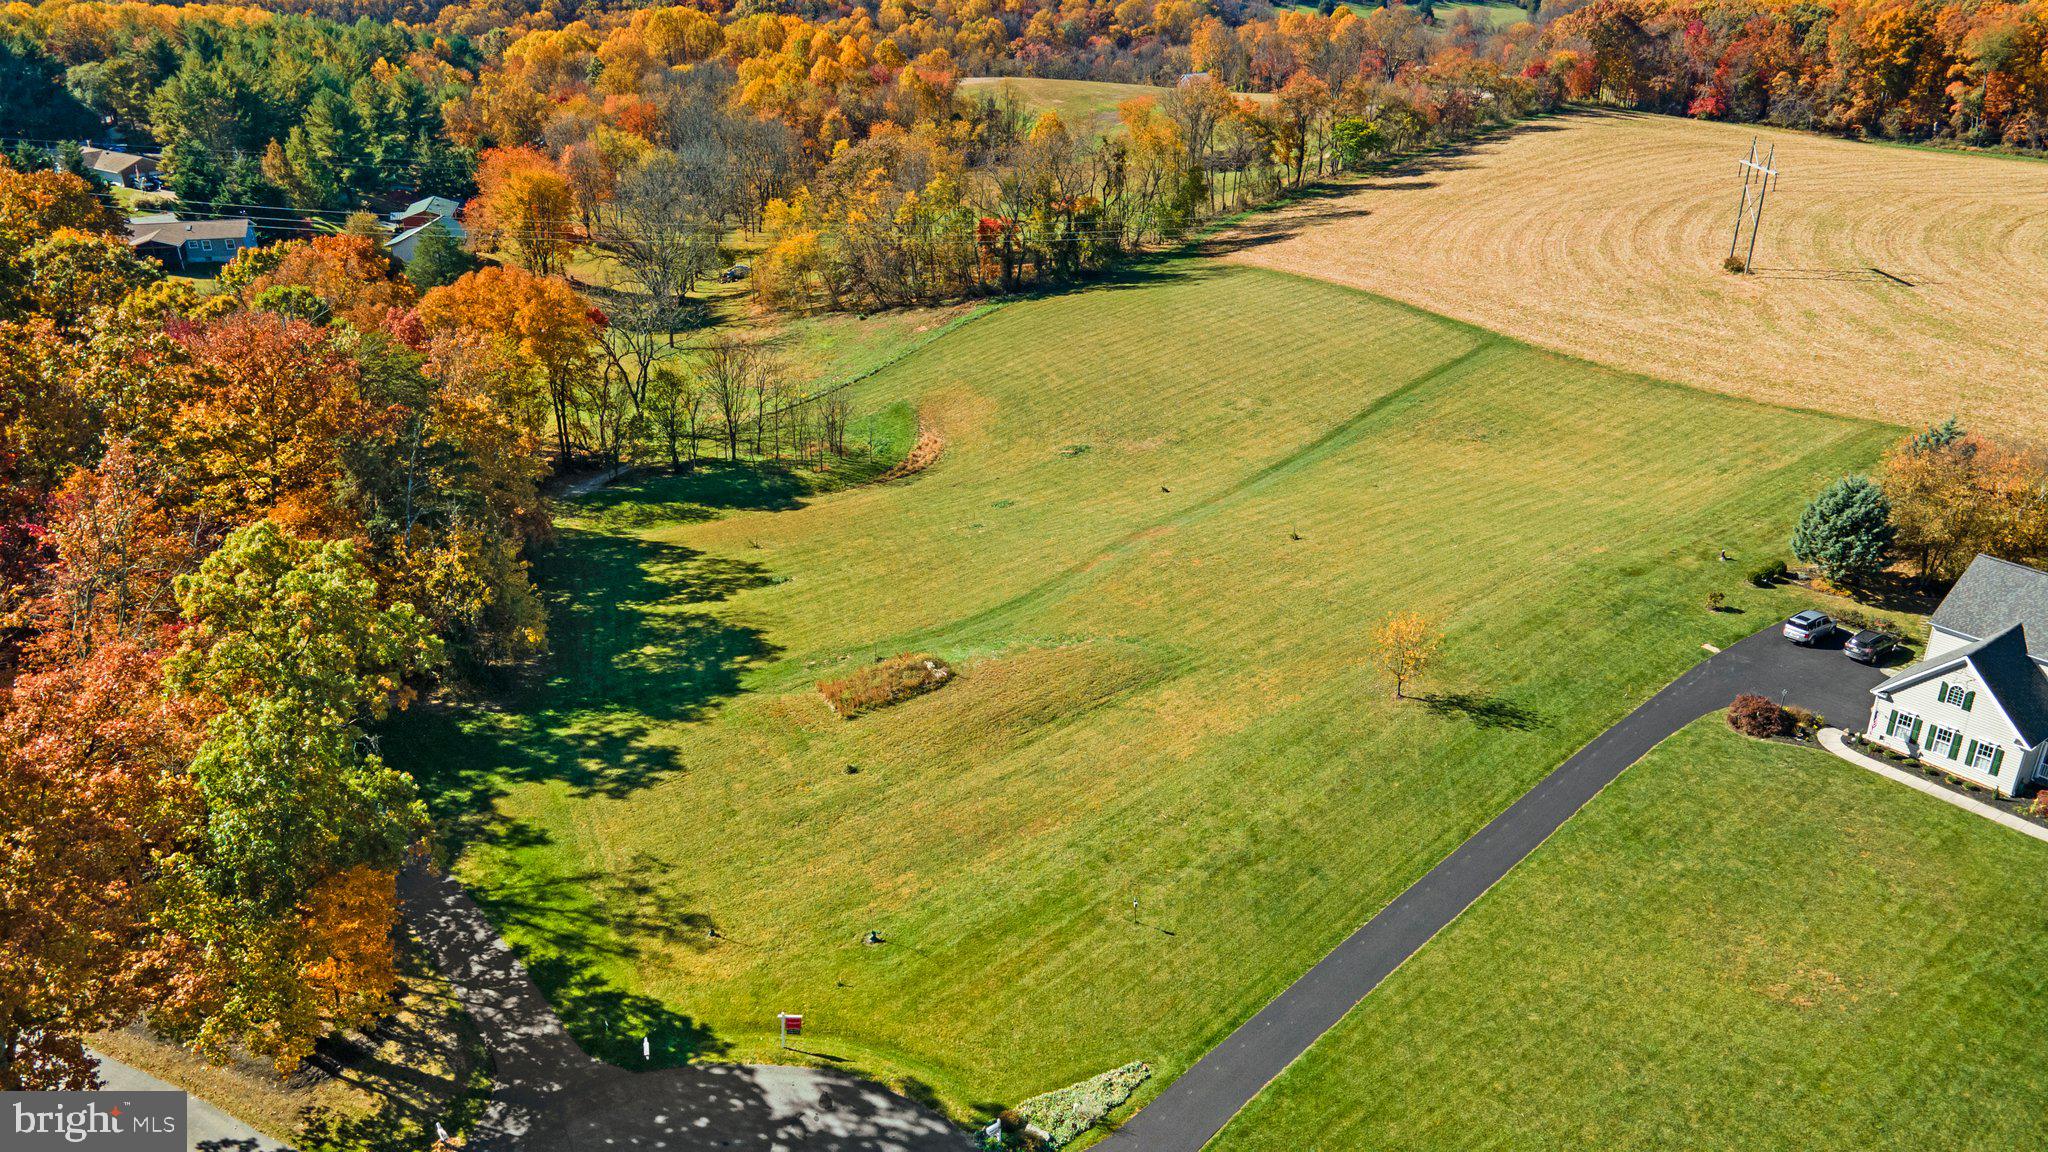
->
xmin=1792 ymin=475 xmax=1895 ymax=587
xmin=401 ymin=224 xmax=477 ymax=289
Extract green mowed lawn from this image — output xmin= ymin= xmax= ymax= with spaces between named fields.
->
xmin=1212 ymin=718 xmax=2048 ymax=1151
xmin=959 ymin=77 xmax=1276 ymax=138
xmin=959 ymin=77 xmax=1168 ymax=139
xmin=390 ymin=260 xmax=1894 ymax=1123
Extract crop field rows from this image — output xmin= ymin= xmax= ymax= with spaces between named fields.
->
xmin=1223 ymin=111 xmax=2048 ymax=432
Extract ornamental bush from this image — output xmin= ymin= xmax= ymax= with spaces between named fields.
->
xmin=1014 ymin=1061 xmax=1152 ymax=1149
xmin=1728 ymin=693 xmax=1791 ymax=738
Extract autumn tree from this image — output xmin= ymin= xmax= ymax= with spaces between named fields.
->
xmin=170 ymin=312 xmax=372 ymax=527
xmin=246 ymin=235 xmax=418 ymax=333
xmin=29 ymin=441 xmax=195 ymax=663
xmin=158 ymin=521 xmax=439 ymax=1068
xmin=418 ymin=266 xmax=597 ymax=466
xmin=0 ymin=644 xmax=198 ymax=1090
xmin=1370 ymin=611 xmax=1443 ymax=699
xmin=465 ymin=146 xmax=577 ymax=276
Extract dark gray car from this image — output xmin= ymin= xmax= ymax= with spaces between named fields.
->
xmin=1844 ymin=629 xmax=1899 ymax=664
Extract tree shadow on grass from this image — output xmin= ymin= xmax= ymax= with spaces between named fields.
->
xmin=463 ymin=854 xmax=728 ymax=1067
xmin=297 ymin=945 xmax=495 ymax=1152
xmin=523 ymin=950 xmax=727 ymax=1067
xmin=566 ymin=461 xmax=820 ymax=533
xmin=1421 ymin=691 xmax=1545 ymax=731
xmin=390 ymin=519 xmax=782 ymax=856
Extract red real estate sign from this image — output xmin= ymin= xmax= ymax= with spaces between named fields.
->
xmin=779 ymin=1014 xmax=803 ymax=1037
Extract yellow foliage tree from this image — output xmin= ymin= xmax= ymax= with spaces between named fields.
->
xmin=1370 ymin=611 xmax=1443 ymax=700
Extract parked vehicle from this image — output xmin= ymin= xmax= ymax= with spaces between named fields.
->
xmin=720 ymin=264 xmax=751 ymax=282
xmin=1844 ymin=629 xmax=1900 ymax=664
xmin=1783 ymin=610 xmax=1837 ymax=645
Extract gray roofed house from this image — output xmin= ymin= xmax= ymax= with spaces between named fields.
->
xmin=126 ymin=217 xmax=258 ymax=270
xmin=1864 ymin=554 xmax=2048 ymax=797
xmin=1929 ymin=553 xmax=2048 ymax=660
xmin=74 ymin=146 xmax=158 ymax=189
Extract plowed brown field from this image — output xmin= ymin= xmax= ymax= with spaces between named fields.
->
xmin=1222 ymin=110 xmax=2048 ymax=433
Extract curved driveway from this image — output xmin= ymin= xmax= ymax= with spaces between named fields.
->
xmin=1099 ymin=625 xmax=1883 ymax=1152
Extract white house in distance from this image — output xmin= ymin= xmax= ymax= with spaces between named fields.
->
xmin=1865 ymin=554 xmax=2048 ymax=797
xmin=71 ymin=146 xmax=158 ymax=189
xmin=382 ymin=196 xmax=467 ymax=265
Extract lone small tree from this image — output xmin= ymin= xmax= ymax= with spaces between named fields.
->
xmin=1371 ymin=612 xmax=1443 ymax=700
xmin=1791 ymin=475 xmax=1895 ymax=588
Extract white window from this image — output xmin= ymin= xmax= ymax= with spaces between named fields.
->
xmin=1887 ymin=710 xmax=1920 ymax=741
xmin=1969 ymin=741 xmax=2003 ymax=775
xmin=1938 ymin=682 xmax=1976 ymax=710
xmin=200 ymin=239 xmax=212 ymax=252
xmin=1928 ymin=724 xmax=1962 ymax=758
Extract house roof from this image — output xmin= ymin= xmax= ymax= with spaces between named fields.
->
xmin=393 ymin=196 xmax=461 ymax=220
xmin=1874 ymin=623 xmax=2048 ymax=746
xmin=81 ymin=146 xmax=153 ymax=175
xmin=384 ymin=217 xmax=453 ymax=250
xmin=1932 ymin=554 xmax=2048 ymax=659
xmin=127 ymin=218 xmax=256 ymax=247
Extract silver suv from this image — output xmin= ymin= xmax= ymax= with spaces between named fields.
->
xmin=1782 ymin=610 xmax=1837 ymax=645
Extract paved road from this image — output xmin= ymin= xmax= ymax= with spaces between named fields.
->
xmin=400 ymin=867 xmax=972 ymax=1152
xmin=91 ymin=1050 xmax=290 ymax=1152
xmin=1099 ymin=625 xmax=1884 ymax=1152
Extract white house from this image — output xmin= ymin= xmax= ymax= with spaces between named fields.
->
xmin=1865 ymin=555 xmax=2048 ymax=797
xmin=388 ymin=196 xmax=466 ymax=239
xmin=71 ymin=146 xmax=158 ymax=189
xmin=383 ymin=216 xmax=458 ymax=265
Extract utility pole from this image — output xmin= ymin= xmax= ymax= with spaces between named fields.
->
xmin=1729 ymin=139 xmax=1779 ymax=273
xmin=1728 ymin=137 xmax=1758 ymax=261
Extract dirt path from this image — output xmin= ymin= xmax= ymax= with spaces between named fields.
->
xmin=399 ymin=867 xmax=970 ymax=1152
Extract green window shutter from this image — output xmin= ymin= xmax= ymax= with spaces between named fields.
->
xmin=1910 ymin=717 xmax=1923 ymax=742
xmin=1965 ymin=739 xmax=1979 ymax=763
xmin=1992 ymin=747 xmax=2006 ymax=776
xmin=1963 ymin=690 xmax=1975 ymax=711
xmin=1939 ymin=681 xmax=1951 ymax=704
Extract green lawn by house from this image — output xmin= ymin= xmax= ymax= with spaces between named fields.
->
xmin=388 ymin=259 xmax=1893 ymax=1124
xmin=1212 ymin=717 xmax=2048 ymax=1150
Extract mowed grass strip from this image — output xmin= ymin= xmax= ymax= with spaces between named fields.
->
xmin=1211 ymin=717 xmax=2048 ymax=1151
xmin=390 ymin=262 xmax=1894 ymax=1122
xmin=1222 ymin=109 xmax=2048 ymax=433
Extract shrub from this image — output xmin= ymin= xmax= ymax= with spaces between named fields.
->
xmin=1749 ymin=559 xmax=1790 ymax=587
xmin=1014 ymin=1062 xmax=1152 ymax=1149
xmin=1783 ymin=704 xmax=1821 ymax=734
xmin=2027 ymin=795 xmax=2048 ymax=819
xmin=818 ymin=653 xmax=954 ymax=718
xmin=1832 ymin=606 xmax=1900 ymax=635
xmin=1705 ymin=590 xmax=1727 ymax=612
xmin=1724 ymin=255 xmax=1747 ymax=273
xmin=1728 ymin=694 xmax=1791 ymax=738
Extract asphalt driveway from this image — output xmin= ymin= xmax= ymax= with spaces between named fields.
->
xmin=1098 ymin=624 xmax=1886 ymax=1152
